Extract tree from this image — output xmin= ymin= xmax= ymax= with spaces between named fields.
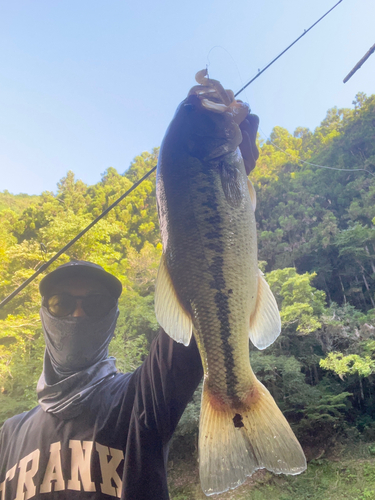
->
xmin=266 ymin=268 xmax=326 ymax=335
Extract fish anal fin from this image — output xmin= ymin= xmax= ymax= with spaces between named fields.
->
xmin=247 ymin=178 xmax=257 ymax=211
xmin=155 ymin=254 xmax=193 ymax=346
xmin=249 ymin=271 xmax=281 ymax=349
xmin=199 ymin=379 xmax=306 ymax=496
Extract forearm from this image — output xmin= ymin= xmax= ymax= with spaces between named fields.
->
xmin=133 ymin=328 xmax=203 ymax=441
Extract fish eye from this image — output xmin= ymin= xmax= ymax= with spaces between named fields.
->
xmin=184 ymin=103 xmax=195 ymax=112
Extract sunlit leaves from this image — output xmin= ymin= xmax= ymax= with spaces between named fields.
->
xmin=320 ymin=350 xmax=375 ymax=378
xmin=266 ymin=268 xmax=326 ymax=334
xmin=1 ymin=93 xmax=375 ymax=441
xmin=0 ymin=151 xmax=161 ymax=424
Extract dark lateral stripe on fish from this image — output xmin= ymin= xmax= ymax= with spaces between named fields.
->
xmin=204 ymin=214 xmax=222 ymax=225
xmin=204 ymin=231 xmax=219 ymax=240
xmin=214 ymin=290 xmax=239 ymax=399
xmin=203 ymin=186 xmax=239 ymax=400
xmin=202 ymin=197 xmax=219 ymax=211
xmin=209 ymin=255 xmax=226 ymax=290
xmin=206 ymin=242 xmax=223 ymax=253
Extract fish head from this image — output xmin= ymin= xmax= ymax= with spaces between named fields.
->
xmin=161 ymin=71 xmax=259 ymax=172
xmin=175 ymin=93 xmax=247 ymax=162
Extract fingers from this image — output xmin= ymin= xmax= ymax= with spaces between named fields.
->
xmin=239 ymin=114 xmax=260 ymax=175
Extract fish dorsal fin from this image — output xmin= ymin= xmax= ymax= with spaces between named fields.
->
xmin=155 ymin=254 xmax=193 ymax=346
xmin=247 ymin=178 xmax=257 ymax=211
xmin=249 ymin=270 xmax=281 ymax=349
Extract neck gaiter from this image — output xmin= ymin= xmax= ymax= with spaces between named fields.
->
xmin=37 ymin=305 xmax=119 ymax=419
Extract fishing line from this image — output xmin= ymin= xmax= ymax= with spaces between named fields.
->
xmin=0 ymin=0 xmax=345 ymax=309
xmin=258 ymin=126 xmax=375 ymax=177
xmin=206 ymin=46 xmax=238 ymax=70
xmin=206 ymin=46 xmax=250 ymax=100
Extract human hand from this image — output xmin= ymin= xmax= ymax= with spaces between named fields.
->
xmin=239 ymin=113 xmax=260 ymax=175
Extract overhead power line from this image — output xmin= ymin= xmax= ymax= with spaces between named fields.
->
xmin=0 ymin=0 xmax=345 ymax=309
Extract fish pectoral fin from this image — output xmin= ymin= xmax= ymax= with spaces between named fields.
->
xmin=220 ymin=163 xmax=243 ymax=208
xmin=249 ymin=270 xmax=281 ymax=349
xmin=199 ymin=379 xmax=306 ymax=496
xmin=247 ymin=178 xmax=257 ymax=211
xmin=155 ymin=254 xmax=193 ymax=346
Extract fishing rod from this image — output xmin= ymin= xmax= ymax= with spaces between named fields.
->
xmin=343 ymin=42 xmax=375 ymax=83
xmin=235 ymin=0 xmax=343 ymax=97
xmin=0 ymin=166 xmax=156 ymax=309
xmin=0 ymin=0 xmax=344 ymax=310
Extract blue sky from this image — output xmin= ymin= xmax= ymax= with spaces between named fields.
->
xmin=1 ymin=0 xmax=374 ymax=195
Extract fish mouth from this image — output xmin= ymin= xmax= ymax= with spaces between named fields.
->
xmin=187 ymin=70 xmax=259 ymax=174
xmin=188 ymin=69 xmax=249 ymax=124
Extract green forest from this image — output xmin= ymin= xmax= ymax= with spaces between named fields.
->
xmin=1 ymin=92 xmax=375 ymax=499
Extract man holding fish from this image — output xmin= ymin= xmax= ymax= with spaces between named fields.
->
xmin=0 ymin=71 xmax=305 ymax=500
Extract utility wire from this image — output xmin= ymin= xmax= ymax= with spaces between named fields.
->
xmin=0 ymin=0 xmax=345 ymax=309
xmin=259 ymin=126 xmax=375 ymax=177
xmin=0 ymin=166 xmax=156 ymax=309
xmin=235 ymin=0 xmax=343 ymax=97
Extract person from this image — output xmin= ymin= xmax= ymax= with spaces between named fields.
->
xmin=0 ymin=260 xmax=203 ymax=500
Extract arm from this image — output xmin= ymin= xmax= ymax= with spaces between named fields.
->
xmin=132 ymin=328 xmax=203 ymax=442
xmin=120 ymin=329 xmax=202 ymax=499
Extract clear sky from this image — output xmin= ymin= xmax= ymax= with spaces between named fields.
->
xmin=0 ymin=0 xmax=374 ymax=196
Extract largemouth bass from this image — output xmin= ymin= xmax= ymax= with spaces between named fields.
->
xmin=155 ymin=70 xmax=306 ymax=496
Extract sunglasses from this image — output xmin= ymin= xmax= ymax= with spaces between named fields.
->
xmin=44 ymin=293 xmax=117 ymax=319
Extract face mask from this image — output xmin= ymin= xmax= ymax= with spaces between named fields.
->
xmin=40 ymin=305 xmax=119 ymax=374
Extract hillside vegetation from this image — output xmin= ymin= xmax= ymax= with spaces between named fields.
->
xmin=0 ymin=92 xmax=374 ymax=495
xmin=0 ymin=191 xmax=40 ymax=214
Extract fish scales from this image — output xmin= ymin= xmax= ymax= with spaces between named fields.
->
xmin=155 ymin=70 xmax=306 ymax=496
xmin=159 ymin=144 xmax=256 ymax=401
xmin=192 ymin=171 xmax=257 ymax=402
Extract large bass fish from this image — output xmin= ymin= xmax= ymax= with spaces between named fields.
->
xmin=155 ymin=70 xmax=306 ymax=496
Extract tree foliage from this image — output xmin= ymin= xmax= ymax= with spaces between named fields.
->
xmin=1 ymin=94 xmax=375 ymax=456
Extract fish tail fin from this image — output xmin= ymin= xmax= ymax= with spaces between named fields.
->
xmin=199 ymin=378 xmax=306 ymax=496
